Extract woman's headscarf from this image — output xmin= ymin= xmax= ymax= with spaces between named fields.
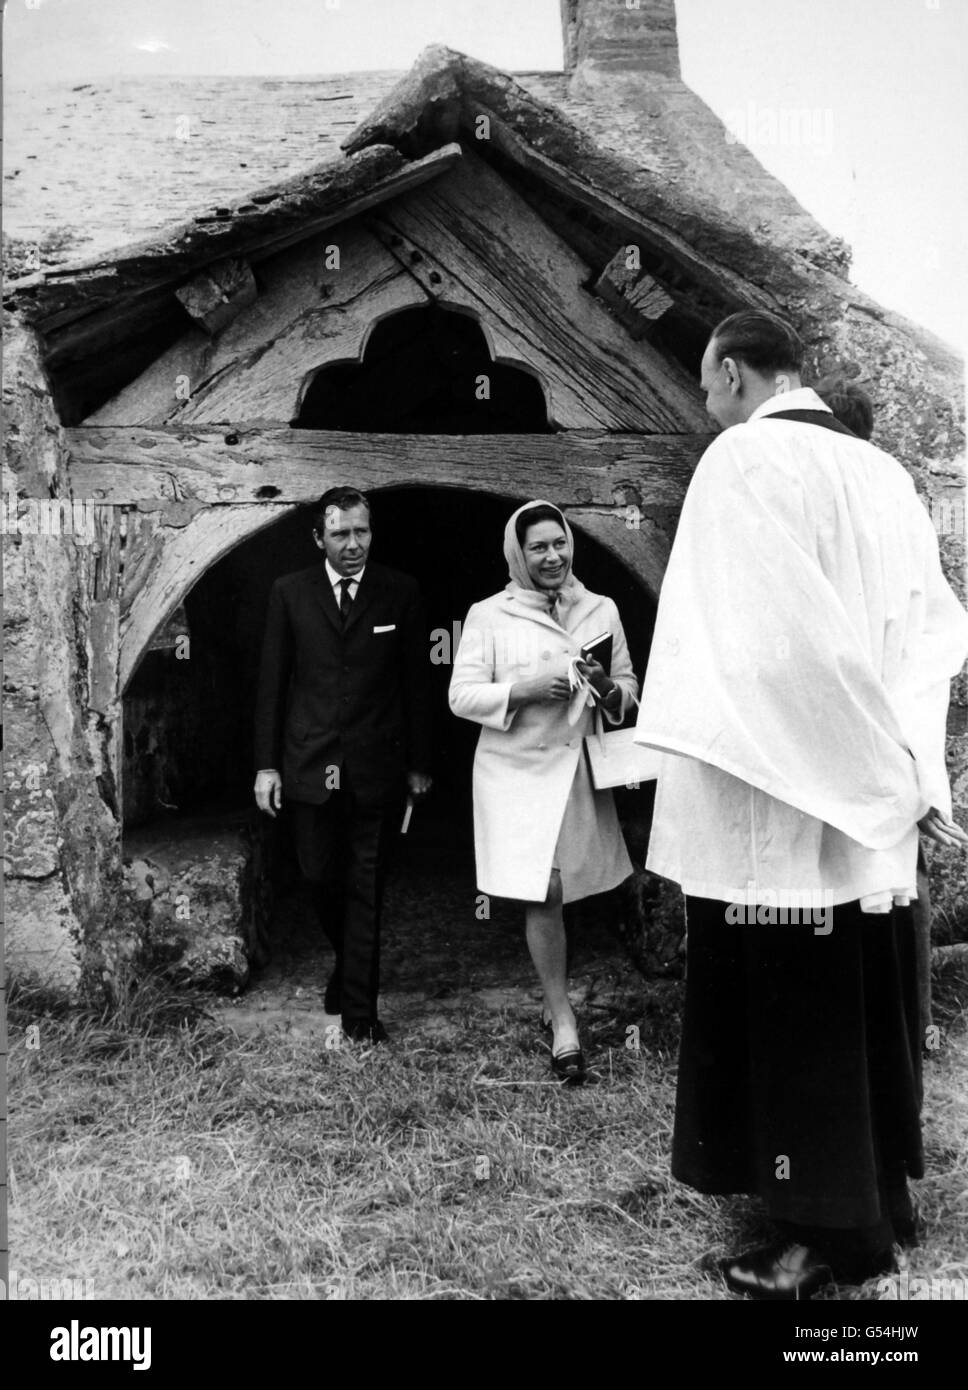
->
xmin=503 ymin=499 xmax=584 ymax=616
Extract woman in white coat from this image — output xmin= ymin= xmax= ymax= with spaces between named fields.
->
xmin=449 ymin=500 xmax=639 ymax=1082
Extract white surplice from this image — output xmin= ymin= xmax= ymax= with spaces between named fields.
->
xmin=635 ymin=388 xmax=968 ymax=910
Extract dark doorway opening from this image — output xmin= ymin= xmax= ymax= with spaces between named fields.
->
xmin=122 ymin=489 xmax=657 ymax=862
xmin=119 ymin=489 xmax=658 ymax=1000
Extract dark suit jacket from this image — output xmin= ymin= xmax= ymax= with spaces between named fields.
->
xmin=254 ymin=561 xmax=433 ymax=806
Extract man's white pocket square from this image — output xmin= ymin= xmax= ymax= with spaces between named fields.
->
xmin=373 ymin=624 xmax=396 ymax=633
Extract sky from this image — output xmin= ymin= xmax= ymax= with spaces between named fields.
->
xmin=4 ymin=0 xmax=967 ymax=350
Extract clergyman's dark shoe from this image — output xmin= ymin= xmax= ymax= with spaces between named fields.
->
xmin=720 ymin=1242 xmax=833 ymax=1300
xmin=342 ymin=1019 xmax=389 ymax=1045
xmin=323 ymin=972 xmax=341 ymax=1014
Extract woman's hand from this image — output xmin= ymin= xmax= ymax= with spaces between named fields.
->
xmin=508 ymin=674 xmax=572 ymax=710
xmin=918 ymin=806 xmax=968 ymax=848
xmin=575 ymin=658 xmax=614 ymax=701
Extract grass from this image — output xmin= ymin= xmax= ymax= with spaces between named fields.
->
xmin=7 ymin=891 xmax=968 ymax=1301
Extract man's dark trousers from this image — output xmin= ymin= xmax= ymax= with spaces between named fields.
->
xmin=254 ymin=560 xmax=433 ymax=1031
xmin=290 ymin=774 xmax=402 ymax=1027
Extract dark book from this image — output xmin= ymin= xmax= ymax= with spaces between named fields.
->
xmin=581 ymin=631 xmax=613 ymax=676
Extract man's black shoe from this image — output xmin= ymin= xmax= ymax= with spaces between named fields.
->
xmin=342 ymin=1019 xmax=389 ymax=1045
xmin=323 ymin=972 xmax=341 ymax=1014
xmin=719 ymin=1241 xmax=833 ymax=1300
xmin=892 ymin=1208 xmax=922 ymax=1248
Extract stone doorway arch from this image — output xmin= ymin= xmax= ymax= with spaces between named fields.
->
xmin=119 ymin=483 xmax=660 ymax=991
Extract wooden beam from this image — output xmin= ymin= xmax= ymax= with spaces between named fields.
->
xmin=473 ymin=106 xmax=775 ymax=314
xmin=365 ymin=151 xmax=707 ymax=432
xmin=119 ymin=505 xmax=295 ymax=690
xmin=87 ymin=222 xmax=431 ymax=427
xmin=9 ymin=144 xmax=463 ymax=345
xmin=174 ymin=259 xmax=258 ymax=335
xmin=65 ymin=425 xmax=710 ymax=511
xmin=594 ymin=248 xmax=675 ymax=341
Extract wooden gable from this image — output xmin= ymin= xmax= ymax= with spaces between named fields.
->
xmin=87 ymin=148 xmax=706 ymax=433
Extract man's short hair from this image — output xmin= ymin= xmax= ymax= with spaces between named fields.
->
xmin=312 ymin=486 xmax=370 ymax=533
xmin=709 ymin=310 xmax=805 ymax=376
xmin=813 ymin=373 xmax=874 ymax=441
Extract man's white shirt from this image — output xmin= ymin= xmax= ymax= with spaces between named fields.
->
xmin=636 ymin=387 xmax=968 ymax=913
xmin=325 ymin=558 xmax=366 ymax=603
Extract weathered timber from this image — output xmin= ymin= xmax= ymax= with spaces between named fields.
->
xmin=174 ymin=258 xmax=258 ymax=335
xmin=365 ymin=152 xmax=707 ymax=431
xmin=88 ymin=220 xmax=431 ymax=426
xmin=8 ymin=143 xmax=462 ymax=344
xmin=469 ymin=105 xmax=775 ymax=316
xmin=89 ymin=155 xmax=707 ymax=431
xmin=65 ymin=426 xmax=710 ymax=510
xmin=119 ymin=505 xmax=297 ymax=689
xmin=342 ymin=47 xmax=821 ymax=303
xmin=88 ymin=505 xmax=122 ymax=716
xmin=594 ymin=248 xmax=675 ymax=340
xmin=565 ymin=506 xmax=671 ymax=601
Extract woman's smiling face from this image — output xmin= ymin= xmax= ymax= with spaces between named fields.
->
xmin=523 ymin=520 xmax=571 ymax=591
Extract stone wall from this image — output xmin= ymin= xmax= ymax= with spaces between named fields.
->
xmin=2 ymin=319 xmax=123 ymax=993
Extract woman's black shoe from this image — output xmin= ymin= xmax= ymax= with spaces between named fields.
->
xmin=551 ymin=1047 xmax=586 ymax=1085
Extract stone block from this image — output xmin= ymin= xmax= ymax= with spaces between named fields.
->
xmin=5 ymin=876 xmax=82 ymax=992
xmin=119 ymin=814 xmax=272 ymax=993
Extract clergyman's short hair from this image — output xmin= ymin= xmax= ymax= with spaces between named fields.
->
xmin=709 ymin=310 xmax=805 ymax=376
xmin=312 ymin=487 xmax=371 ymax=533
xmin=813 ymin=373 xmax=874 ymax=441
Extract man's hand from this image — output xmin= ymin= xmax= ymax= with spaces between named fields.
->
xmin=918 ymin=806 xmax=968 ymax=849
xmin=407 ymin=770 xmax=433 ymax=800
xmin=255 ymin=769 xmax=283 ymax=818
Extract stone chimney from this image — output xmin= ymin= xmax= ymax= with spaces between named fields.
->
xmin=561 ymin=0 xmax=681 ymax=80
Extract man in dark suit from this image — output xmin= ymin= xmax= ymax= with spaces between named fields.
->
xmin=254 ymin=486 xmax=433 ymax=1042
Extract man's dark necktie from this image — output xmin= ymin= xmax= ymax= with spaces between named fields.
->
xmin=339 ymin=577 xmax=354 ymax=623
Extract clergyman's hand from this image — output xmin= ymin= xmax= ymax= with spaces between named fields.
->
xmin=918 ymin=806 xmax=968 ymax=849
xmin=408 ymin=771 xmax=433 ymax=800
xmin=255 ymin=769 xmax=283 ymax=818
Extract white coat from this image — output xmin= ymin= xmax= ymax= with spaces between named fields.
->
xmin=449 ymin=585 xmax=639 ymax=903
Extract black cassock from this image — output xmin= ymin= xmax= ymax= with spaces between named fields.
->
xmin=673 ymin=896 xmax=923 ymax=1250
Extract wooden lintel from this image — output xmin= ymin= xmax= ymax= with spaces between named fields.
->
xmin=64 ymin=425 xmax=710 ymax=512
